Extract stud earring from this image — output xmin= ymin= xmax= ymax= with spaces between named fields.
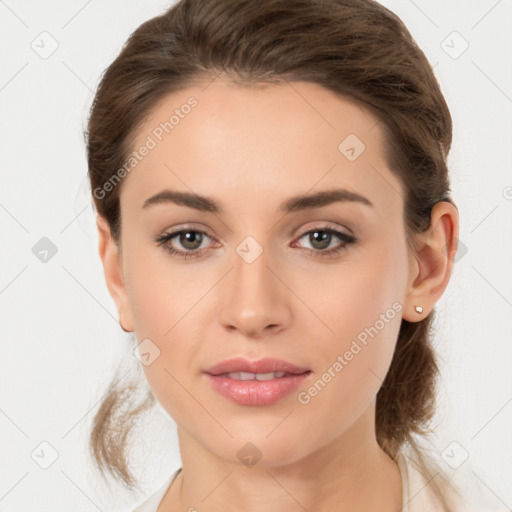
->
xmin=414 ymin=305 xmax=423 ymax=314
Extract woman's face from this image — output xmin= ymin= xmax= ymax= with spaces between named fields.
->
xmin=105 ymin=78 xmax=420 ymax=466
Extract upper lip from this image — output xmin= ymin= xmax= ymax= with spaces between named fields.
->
xmin=204 ymin=357 xmax=311 ymax=376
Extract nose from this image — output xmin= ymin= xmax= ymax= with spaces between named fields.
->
xmin=219 ymin=244 xmax=291 ymax=339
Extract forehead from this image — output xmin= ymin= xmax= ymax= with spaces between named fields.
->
xmin=123 ymin=78 xmax=403 ymax=219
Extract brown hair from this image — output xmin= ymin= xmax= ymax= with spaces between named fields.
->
xmin=87 ymin=0 xmax=460 ymax=507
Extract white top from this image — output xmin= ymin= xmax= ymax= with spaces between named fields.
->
xmin=131 ymin=452 xmax=493 ymax=512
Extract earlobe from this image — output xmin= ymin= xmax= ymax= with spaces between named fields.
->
xmin=403 ymin=201 xmax=459 ymax=322
xmin=96 ymin=215 xmax=134 ymax=332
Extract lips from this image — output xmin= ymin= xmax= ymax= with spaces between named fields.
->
xmin=204 ymin=357 xmax=311 ymax=376
xmin=203 ymin=357 xmax=312 ymax=406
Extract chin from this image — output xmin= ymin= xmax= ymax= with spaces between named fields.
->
xmin=211 ymin=431 xmax=314 ymax=469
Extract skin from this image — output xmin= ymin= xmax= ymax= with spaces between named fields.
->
xmin=97 ymin=77 xmax=459 ymax=511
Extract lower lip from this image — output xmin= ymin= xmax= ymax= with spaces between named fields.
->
xmin=204 ymin=372 xmax=311 ymax=406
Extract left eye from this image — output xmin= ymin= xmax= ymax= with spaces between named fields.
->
xmin=295 ymin=228 xmax=354 ymax=251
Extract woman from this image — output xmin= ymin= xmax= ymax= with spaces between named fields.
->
xmin=86 ymin=0 xmax=477 ymax=510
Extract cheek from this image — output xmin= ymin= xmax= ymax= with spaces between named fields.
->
xmin=294 ymin=241 xmax=405 ymax=352
xmin=123 ymin=238 xmax=201 ymax=337
xmin=295 ymin=293 xmax=402 ymax=442
xmin=123 ymin=241 xmax=207 ymax=419
xmin=294 ymin=242 xmax=404 ymax=410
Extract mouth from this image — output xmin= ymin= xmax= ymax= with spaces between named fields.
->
xmin=215 ymin=370 xmax=311 ymax=381
xmin=204 ymin=356 xmax=311 ymax=376
xmin=203 ymin=357 xmax=312 ymax=406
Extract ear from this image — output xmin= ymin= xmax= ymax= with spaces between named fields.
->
xmin=402 ymin=201 xmax=460 ymax=321
xmin=96 ymin=214 xmax=134 ymax=332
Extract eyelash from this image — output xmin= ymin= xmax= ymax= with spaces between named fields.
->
xmin=155 ymin=226 xmax=357 ymax=260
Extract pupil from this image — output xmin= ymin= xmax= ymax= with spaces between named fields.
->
xmin=311 ymin=231 xmax=330 ymax=249
xmin=181 ymin=231 xmax=202 ymax=250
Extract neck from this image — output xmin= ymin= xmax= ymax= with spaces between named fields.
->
xmin=160 ymin=407 xmax=402 ymax=512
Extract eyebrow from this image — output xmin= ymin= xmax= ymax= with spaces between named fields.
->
xmin=142 ymin=188 xmax=374 ymax=213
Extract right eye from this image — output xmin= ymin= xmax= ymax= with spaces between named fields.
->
xmin=155 ymin=229 xmax=216 ymax=259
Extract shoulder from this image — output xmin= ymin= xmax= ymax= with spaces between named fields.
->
xmin=132 ymin=468 xmax=182 ymax=512
xmin=397 ymin=451 xmax=499 ymax=512
xmin=397 ymin=451 xmax=447 ymax=511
